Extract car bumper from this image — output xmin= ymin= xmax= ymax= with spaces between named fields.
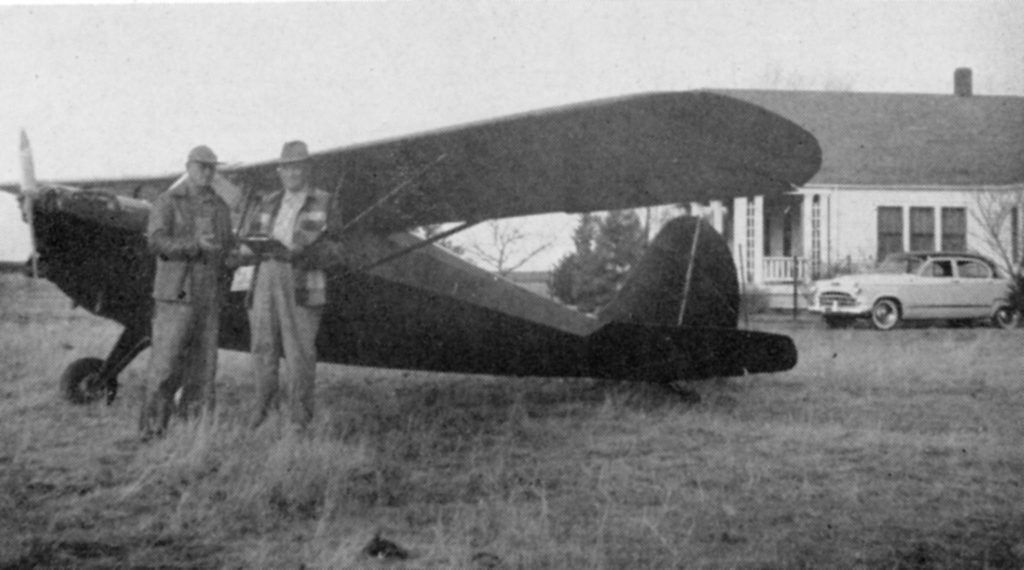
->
xmin=807 ymin=301 xmax=871 ymax=317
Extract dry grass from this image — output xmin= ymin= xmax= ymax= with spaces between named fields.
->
xmin=2 ymin=274 xmax=1024 ymax=569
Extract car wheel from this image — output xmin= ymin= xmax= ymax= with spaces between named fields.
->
xmin=824 ymin=316 xmax=853 ymax=329
xmin=870 ymin=299 xmax=901 ymax=331
xmin=992 ymin=306 xmax=1021 ymax=330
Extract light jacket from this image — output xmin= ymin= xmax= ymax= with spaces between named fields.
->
xmin=148 ymin=181 xmax=233 ymax=303
xmin=246 ymin=186 xmax=338 ymax=306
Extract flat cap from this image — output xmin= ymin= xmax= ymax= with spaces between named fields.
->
xmin=187 ymin=145 xmax=220 ymax=165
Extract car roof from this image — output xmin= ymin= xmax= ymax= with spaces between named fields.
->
xmin=885 ymin=252 xmax=1002 ymax=273
xmin=889 ymin=251 xmax=995 ymax=263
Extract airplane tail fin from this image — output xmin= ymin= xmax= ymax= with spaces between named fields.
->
xmin=599 ymin=215 xmax=739 ymax=328
xmin=588 ymin=215 xmax=795 ymax=381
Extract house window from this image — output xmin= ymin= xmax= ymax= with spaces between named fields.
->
xmin=941 ymin=207 xmax=967 ymax=252
xmin=910 ymin=207 xmax=935 ymax=251
xmin=877 ymin=207 xmax=903 ymax=261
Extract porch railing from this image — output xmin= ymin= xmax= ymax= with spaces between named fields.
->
xmin=762 ymin=256 xmax=809 ymax=283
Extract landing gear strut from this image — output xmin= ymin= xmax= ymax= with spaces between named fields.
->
xmin=61 ymin=321 xmax=150 ymax=404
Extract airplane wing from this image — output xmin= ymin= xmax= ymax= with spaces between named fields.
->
xmin=224 ymin=90 xmax=821 ymax=233
xmin=5 ymin=91 xmax=818 ymax=234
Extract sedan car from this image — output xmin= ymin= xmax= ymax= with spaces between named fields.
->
xmin=807 ymin=252 xmax=1020 ymax=330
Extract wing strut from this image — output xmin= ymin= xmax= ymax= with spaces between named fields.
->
xmin=360 ymin=220 xmax=478 ymax=271
xmin=340 ymin=153 xmax=448 ymax=234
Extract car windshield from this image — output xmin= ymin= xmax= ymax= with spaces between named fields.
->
xmin=877 ymin=255 xmax=925 ymax=274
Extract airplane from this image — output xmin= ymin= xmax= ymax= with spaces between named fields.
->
xmin=1 ymin=91 xmax=821 ymax=405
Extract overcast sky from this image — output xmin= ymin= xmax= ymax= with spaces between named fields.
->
xmin=1 ymin=1 xmax=1022 ymax=265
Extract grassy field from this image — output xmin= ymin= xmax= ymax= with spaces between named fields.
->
xmin=2 ymin=273 xmax=1024 ymax=569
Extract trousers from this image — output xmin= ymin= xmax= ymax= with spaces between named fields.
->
xmin=249 ymin=260 xmax=323 ymax=428
xmin=139 ymin=267 xmax=221 ymax=437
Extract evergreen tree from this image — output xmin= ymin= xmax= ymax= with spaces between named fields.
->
xmin=548 ymin=210 xmax=647 ymax=313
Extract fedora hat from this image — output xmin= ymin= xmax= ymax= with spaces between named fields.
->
xmin=187 ymin=145 xmax=221 ymax=165
xmin=278 ymin=140 xmax=311 ymax=164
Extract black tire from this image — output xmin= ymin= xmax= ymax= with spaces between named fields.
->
xmin=870 ymin=299 xmax=901 ymax=331
xmin=824 ymin=316 xmax=854 ymax=329
xmin=992 ymin=306 xmax=1021 ymax=330
xmin=60 ymin=357 xmax=107 ymax=404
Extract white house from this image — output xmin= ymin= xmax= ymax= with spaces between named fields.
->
xmin=688 ymin=69 xmax=1024 ymax=308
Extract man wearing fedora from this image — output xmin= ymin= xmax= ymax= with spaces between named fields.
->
xmin=245 ymin=140 xmax=340 ymax=431
xmin=139 ymin=145 xmax=234 ymax=440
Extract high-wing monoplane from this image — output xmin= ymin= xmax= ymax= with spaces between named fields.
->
xmin=1 ymin=91 xmax=820 ymax=404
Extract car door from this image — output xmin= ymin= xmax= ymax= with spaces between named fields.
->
xmin=953 ymin=258 xmax=1003 ymax=318
xmin=901 ymin=258 xmax=957 ymax=319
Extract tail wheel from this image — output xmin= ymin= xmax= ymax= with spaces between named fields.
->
xmin=870 ymin=299 xmax=901 ymax=331
xmin=992 ymin=306 xmax=1021 ymax=330
xmin=60 ymin=357 xmax=108 ymax=404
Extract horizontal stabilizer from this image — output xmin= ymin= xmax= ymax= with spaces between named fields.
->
xmin=585 ymin=323 xmax=797 ymax=382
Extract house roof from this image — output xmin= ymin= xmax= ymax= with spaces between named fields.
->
xmin=717 ymin=89 xmax=1024 ymax=187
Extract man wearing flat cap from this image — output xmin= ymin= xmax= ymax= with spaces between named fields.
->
xmin=139 ymin=145 xmax=233 ymax=440
xmin=244 ymin=140 xmax=341 ymax=431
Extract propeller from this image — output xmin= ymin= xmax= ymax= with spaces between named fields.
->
xmin=19 ymin=129 xmax=39 ymax=278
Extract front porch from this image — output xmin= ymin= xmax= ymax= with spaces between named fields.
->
xmin=688 ymin=191 xmax=830 ymax=310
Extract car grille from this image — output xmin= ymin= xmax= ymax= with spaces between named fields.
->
xmin=818 ymin=292 xmax=857 ymax=306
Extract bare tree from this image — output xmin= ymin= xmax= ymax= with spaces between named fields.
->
xmin=461 ymin=219 xmax=556 ymax=276
xmin=970 ymin=188 xmax=1024 ymax=274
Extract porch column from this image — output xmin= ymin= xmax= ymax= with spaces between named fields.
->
xmin=752 ymin=195 xmax=764 ymax=285
xmin=710 ymin=200 xmax=724 ymax=233
xmin=733 ymin=196 xmax=749 ymax=282
xmin=802 ymin=192 xmax=814 ymax=280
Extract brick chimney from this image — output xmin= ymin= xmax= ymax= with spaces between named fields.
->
xmin=954 ymin=68 xmax=972 ymax=97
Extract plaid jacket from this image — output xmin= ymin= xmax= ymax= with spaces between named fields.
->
xmin=246 ymin=187 xmax=337 ymax=306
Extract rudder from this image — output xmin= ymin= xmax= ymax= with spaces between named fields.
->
xmin=599 ymin=215 xmax=739 ymax=328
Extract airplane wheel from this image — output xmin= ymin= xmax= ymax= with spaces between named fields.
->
xmin=992 ymin=306 xmax=1021 ymax=330
xmin=60 ymin=357 xmax=108 ymax=404
xmin=870 ymin=299 xmax=901 ymax=331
